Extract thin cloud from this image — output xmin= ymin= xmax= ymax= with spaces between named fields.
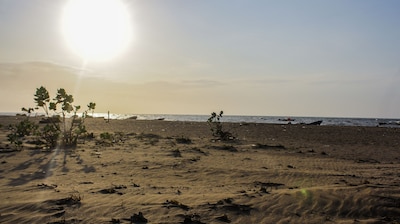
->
xmin=308 ymin=76 xmax=381 ymax=86
xmin=181 ymin=79 xmax=223 ymax=87
xmin=235 ymin=77 xmax=300 ymax=86
xmin=0 ymin=61 xmax=91 ymax=76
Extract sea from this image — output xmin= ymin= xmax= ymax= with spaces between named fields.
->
xmin=2 ymin=112 xmax=397 ymax=128
xmin=0 ymin=112 xmax=400 ymax=128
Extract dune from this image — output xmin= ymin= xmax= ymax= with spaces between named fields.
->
xmin=0 ymin=116 xmax=399 ymax=223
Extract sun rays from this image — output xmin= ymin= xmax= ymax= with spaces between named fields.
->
xmin=61 ymin=0 xmax=133 ymax=62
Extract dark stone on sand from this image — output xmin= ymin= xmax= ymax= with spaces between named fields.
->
xmin=182 ymin=214 xmax=205 ymax=224
xmin=251 ymin=143 xmax=285 ymax=150
xmin=130 ymin=212 xmax=148 ymax=223
xmin=99 ymin=188 xmax=116 ymax=194
xmin=110 ymin=218 xmax=120 ymax=223
xmin=254 ymin=181 xmax=285 ymax=191
xmin=163 ymin=200 xmax=190 ymax=210
xmin=216 ymin=214 xmax=231 ymax=223
xmin=79 ymin=181 xmax=94 ymax=184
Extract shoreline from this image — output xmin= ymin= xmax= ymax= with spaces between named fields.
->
xmin=2 ymin=113 xmax=400 ymax=128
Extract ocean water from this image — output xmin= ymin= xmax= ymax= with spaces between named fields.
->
xmin=93 ymin=113 xmax=399 ymax=127
xmin=1 ymin=112 xmax=399 ymax=127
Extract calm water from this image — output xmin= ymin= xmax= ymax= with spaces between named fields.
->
xmin=1 ymin=112 xmax=399 ymax=127
xmin=93 ymin=113 xmax=399 ymax=127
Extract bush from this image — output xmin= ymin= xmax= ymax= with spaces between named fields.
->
xmin=207 ymin=111 xmax=234 ymax=141
xmin=97 ymin=132 xmax=126 ymax=146
xmin=100 ymin=132 xmax=114 ymax=141
xmin=8 ymin=86 xmax=96 ymax=149
xmin=7 ymin=108 xmax=39 ymax=149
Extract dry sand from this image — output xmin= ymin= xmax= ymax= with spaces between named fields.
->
xmin=0 ymin=116 xmax=400 ymax=223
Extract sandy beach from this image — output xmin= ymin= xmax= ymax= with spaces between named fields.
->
xmin=0 ymin=116 xmax=400 ymax=223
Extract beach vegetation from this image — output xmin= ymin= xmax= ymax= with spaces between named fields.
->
xmin=163 ymin=199 xmax=190 ymax=210
xmin=67 ymin=192 xmax=83 ymax=205
xmin=100 ymin=132 xmax=114 ymax=141
xmin=34 ymin=86 xmax=96 ymax=148
xmin=97 ymin=132 xmax=115 ymax=146
xmin=207 ymin=111 xmax=234 ymax=141
xmin=55 ymin=192 xmax=83 ymax=206
xmin=7 ymin=86 xmax=96 ymax=149
xmin=7 ymin=108 xmax=39 ymax=149
xmin=97 ymin=131 xmax=126 ymax=146
xmin=87 ymin=102 xmax=96 ymax=117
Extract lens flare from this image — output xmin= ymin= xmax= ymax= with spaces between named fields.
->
xmin=61 ymin=0 xmax=133 ymax=61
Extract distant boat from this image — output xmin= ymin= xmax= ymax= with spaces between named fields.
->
xmin=307 ymin=120 xmax=323 ymax=125
xmin=378 ymin=121 xmax=400 ymax=126
xmin=278 ymin=117 xmax=295 ymax=122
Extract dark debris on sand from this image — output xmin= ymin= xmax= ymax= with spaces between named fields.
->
xmin=130 ymin=212 xmax=148 ymax=223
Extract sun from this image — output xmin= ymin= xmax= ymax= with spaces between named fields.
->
xmin=61 ymin=0 xmax=132 ymax=61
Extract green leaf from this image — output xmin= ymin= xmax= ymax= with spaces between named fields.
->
xmin=49 ymin=102 xmax=57 ymax=110
xmin=88 ymin=102 xmax=96 ymax=110
xmin=34 ymin=86 xmax=50 ymax=106
xmin=66 ymin=94 xmax=73 ymax=103
xmin=62 ymin=103 xmax=73 ymax=113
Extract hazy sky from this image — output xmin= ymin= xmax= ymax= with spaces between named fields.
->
xmin=1 ymin=0 xmax=400 ymax=118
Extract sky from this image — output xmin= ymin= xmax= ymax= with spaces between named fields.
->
xmin=1 ymin=0 xmax=400 ymax=118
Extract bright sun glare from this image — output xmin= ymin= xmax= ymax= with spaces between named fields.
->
xmin=62 ymin=0 xmax=132 ymax=61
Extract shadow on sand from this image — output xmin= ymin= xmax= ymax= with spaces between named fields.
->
xmin=7 ymin=147 xmax=95 ymax=186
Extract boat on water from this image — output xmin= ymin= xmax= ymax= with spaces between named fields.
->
xmin=278 ymin=117 xmax=295 ymax=122
xmin=306 ymin=120 xmax=323 ymax=125
xmin=378 ymin=120 xmax=400 ymax=126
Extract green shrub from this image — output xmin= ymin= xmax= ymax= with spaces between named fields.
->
xmin=98 ymin=132 xmax=126 ymax=146
xmin=207 ymin=110 xmax=234 ymax=141
xmin=8 ymin=86 xmax=96 ymax=149
xmin=100 ymin=132 xmax=114 ymax=140
xmin=7 ymin=108 xmax=38 ymax=149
